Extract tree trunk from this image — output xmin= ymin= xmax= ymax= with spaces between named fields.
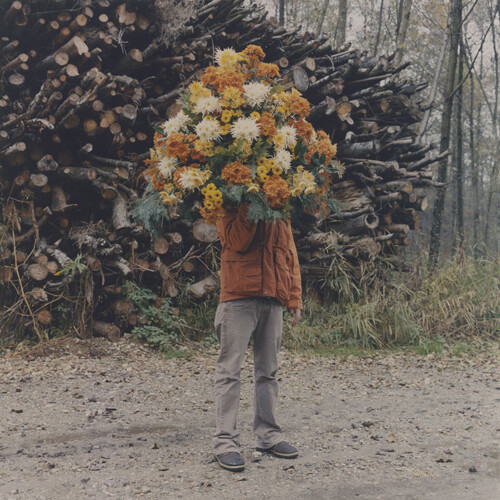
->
xmin=315 ymin=0 xmax=330 ymax=37
xmin=428 ymin=0 xmax=462 ymax=271
xmin=394 ymin=0 xmax=413 ymax=66
xmin=469 ymin=56 xmax=481 ymax=257
xmin=336 ymin=0 xmax=348 ymax=47
xmin=417 ymin=30 xmax=448 ymax=142
xmin=450 ymin=97 xmax=458 ymax=251
xmin=373 ymin=0 xmax=384 ymax=56
xmin=484 ymin=0 xmax=500 ymax=250
xmin=279 ymin=0 xmax=285 ymax=26
xmin=455 ymin=41 xmax=465 ymax=252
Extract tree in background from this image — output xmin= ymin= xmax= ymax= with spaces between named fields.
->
xmin=428 ymin=0 xmax=462 ymax=271
xmin=316 ymin=0 xmax=331 ymax=36
xmin=336 ymin=0 xmax=348 ymax=46
xmin=394 ymin=0 xmax=413 ymax=65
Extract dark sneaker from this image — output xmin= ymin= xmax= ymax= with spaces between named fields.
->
xmin=256 ymin=441 xmax=299 ymax=458
xmin=214 ymin=451 xmax=245 ymax=472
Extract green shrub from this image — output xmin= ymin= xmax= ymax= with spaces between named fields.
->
xmin=124 ymin=281 xmax=182 ymax=351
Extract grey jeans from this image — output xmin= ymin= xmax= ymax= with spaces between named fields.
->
xmin=213 ymin=296 xmax=284 ymax=454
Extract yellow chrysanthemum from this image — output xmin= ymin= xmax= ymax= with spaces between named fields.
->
xmin=189 ymin=82 xmax=211 ymax=103
xmin=220 ymin=123 xmax=232 ymax=135
xmin=291 ymin=165 xmax=316 ymax=196
xmin=221 ymin=109 xmax=233 ymax=123
xmin=222 ymin=86 xmax=244 ymax=108
xmin=273 ymin=133 xmax=285 ymax=149
xmin=215 ymin=48 xmax=243 ymax=70
xmin=160 ymin=184 xmax=182 ymax=205
xmin=194 ymin=139 xmax=215 ymax=157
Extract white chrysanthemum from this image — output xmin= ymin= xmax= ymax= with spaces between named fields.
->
xmin=192 ymin=95 xmax=221 ymax=115
xmin=158 ymin=155 xmax=177 ymax=179
xmin=215 ymin=48 xmax=240 ymax=69
xmin=230 ymin=117 xmax=260 ymax=142
xmin=277 ymin=125 xmax=297 ymax=148
xmin=274 ymin=149 xmax=292 ymax=171
xmin=177 ymin=168 xmax=210 ymax=191
xmin=161 ymin=111 xmax=189 ymax=136
xmin=195 ymin=117 xmax=222 ymax=142
xmin=243 ymin=82 xmax=271 ymax=107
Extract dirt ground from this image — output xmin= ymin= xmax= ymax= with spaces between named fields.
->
xmin=0 ymin=335 xmax=499 ymax=500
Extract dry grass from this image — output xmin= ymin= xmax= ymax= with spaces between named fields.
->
xmin=283 ymin=251 xmax=500 ymax=350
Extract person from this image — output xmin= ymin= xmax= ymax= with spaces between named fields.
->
xmin=212 ymin=202 xmax=303 ymax=472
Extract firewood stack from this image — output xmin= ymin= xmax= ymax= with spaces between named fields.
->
xmin=0 ymin=0 xmax=445 ymax=340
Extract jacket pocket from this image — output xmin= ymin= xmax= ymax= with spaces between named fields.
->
xmin=221 ymin=251 xmax=262 ymax=294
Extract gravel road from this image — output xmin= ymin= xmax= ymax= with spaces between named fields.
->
xmin=0 ymin=336 xmax=498 ymax=500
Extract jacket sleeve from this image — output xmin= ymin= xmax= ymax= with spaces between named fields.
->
xmin=285 ymin=219 xmax=303 ymax=310
xmin=215 ymin=203 xmax=257 ymax=253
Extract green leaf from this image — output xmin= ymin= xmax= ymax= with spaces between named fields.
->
xmin=324 ymin=196 xmax=343 ymax=217
xmin=254 ymin=138 xmax=271 ymax=158
xmin=130 ymin=184 xmax=170 ymax=237
xmin=246 ymin=193 xmax=287 ymax=222
xmin=221 ymin=184 xmax=246 ymax=204
xmin=294 ymin=138 xmax=308 ymax=158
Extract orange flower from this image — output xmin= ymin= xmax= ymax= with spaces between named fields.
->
xmin=165 ymin=132 xmax=190 ymax=163
xmin=290 ymin=118 xmax=314 ymax=140
xmin=221 ymin=162 xmax=252 ymax=184
xmin=201 ymin=66 xmax=219 ymax=87
xmin=283 ymin=92 xmax=310 ymax=119
xmin=186 ymin=133 xmax=207 ymax=162
xmin=262 ymin=175 xmax=290 ymax=208
xmin=258 ymin=112 xmax=277 ymax=137
xmin=316 ymin=131 xmax=337 ymax=164
xmin=153 ymin=131 xmax=166 ymax=149
xmin=216 ymin=70 xmax=245 ymax=92
xmin=242 ymin=45 xmax=266 ymax=62
xmin=305 ymin=131 xmax=337 ymax=165
xmin=190 ymin=149 xmax=206 ymax=162
xmin=150 ymin=171 xmax=165 ymax=191
xmin=201 ymin=67 xmax=245 ymax=92
xmin=200 ymin=205 xmax=226 ymax=224
xmin=256 ymin=62 xmax=280 ymax=82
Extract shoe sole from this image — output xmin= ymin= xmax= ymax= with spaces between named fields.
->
xmin=215 ymin=456 xmax=245 ymax=472
xmin=256 ymin=447 xmax=299 ymax=459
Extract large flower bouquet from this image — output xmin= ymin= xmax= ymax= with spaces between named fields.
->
xmin=144 ymin=44 xmax=343 ymax=224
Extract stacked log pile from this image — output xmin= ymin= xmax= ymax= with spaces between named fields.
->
xmin=0 ymin=0 xmax=446 ymax=340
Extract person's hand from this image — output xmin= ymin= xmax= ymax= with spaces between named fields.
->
xmin=287 ymin=308 xmax=301 ymax=327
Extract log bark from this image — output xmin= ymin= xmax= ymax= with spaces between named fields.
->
xmin=192 ymin=219 xmax=219 ymax=242
xmin=188 ymin=275 xmax=217 ymax=299
xmin=93 ymin=320 xmax=121 ymax=341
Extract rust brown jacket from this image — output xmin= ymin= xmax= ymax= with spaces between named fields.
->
xmin=215 ymin=204 xmax=303 ymax=310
